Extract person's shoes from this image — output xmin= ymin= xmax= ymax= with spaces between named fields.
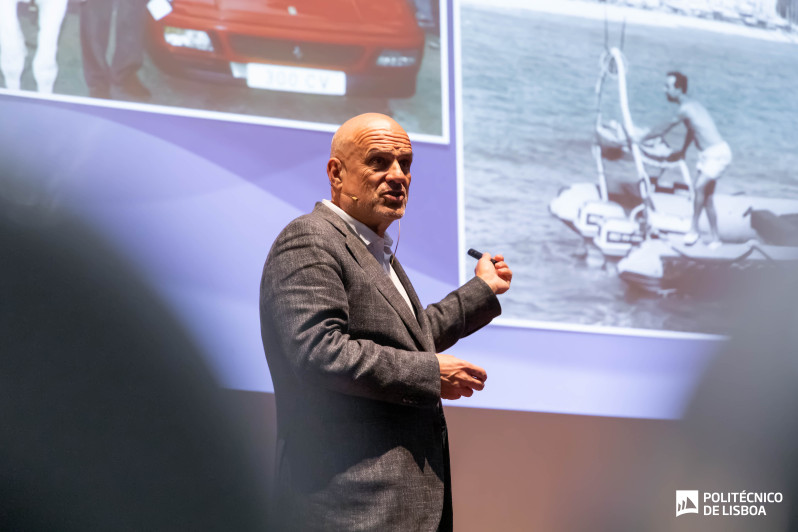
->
xmin=88 ymin=85 xmax=111 ymax=99
xmin=683 ymin=231 xmax=700 ymax=246
xmin=707 ymin=240 xmax=723 ymax=250
xmin=115 ymin=75 xmax=151 ymax=102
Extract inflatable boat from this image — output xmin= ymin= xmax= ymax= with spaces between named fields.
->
xmin=549 ymin=46 xmax=798 ymax=293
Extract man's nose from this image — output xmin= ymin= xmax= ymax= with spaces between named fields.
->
xmin=386 ymin=160 xmax=408 ymax=182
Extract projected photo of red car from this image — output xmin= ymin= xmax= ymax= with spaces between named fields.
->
xmin=147 ymin=0 xmax=426 ymax=98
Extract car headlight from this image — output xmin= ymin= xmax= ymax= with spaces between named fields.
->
xmin=375 ymin=50 xmax=419 ymax=68
xmin=164 ymin=27 xmax=214 ymax=52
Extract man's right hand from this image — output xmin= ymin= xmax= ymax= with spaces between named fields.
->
xmin=436 ymin=353 xmax=487 ymax=400
xmin=475 ymin=253 xmax=512 ymax=295
xmin=666 ymin=149 xmax=685 ymax=162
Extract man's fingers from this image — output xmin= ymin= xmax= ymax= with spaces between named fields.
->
xmin=441 ymin=380 xmax=483 ymax=400
xmin=468 ymin=375 xmax=485 ymax=391
xmin=438 ymin=354 xmax=488 ymax=400
xmin=467 ymin=365 xmax=487 ymax=383
xmin=443 ymin=387 xmax=473 ymax=400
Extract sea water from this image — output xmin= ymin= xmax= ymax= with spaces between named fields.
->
xmin=461 ymin=4 xmax=798 ymax=334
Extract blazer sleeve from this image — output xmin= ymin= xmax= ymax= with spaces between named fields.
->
xmin=422 ymin=276 xmax=502 ymax=353
xmin=260 ymin=217 xmax=441 ymax=408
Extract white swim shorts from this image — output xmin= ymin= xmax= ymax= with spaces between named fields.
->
xmin=696 ymin=141 xmax=732 ymax=180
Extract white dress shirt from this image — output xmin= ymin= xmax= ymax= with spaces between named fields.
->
xmin=322 ymin=199 xmax=415 ymax=314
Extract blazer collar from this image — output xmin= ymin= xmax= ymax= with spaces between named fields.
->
xmin=313 ymin=203 xmax=429 ymax=350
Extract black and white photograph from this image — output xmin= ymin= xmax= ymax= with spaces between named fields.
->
xmin=459 ymin=0 xmax=798 ymax=335
xmin=0 ymin=0 xmax=446 ymax=138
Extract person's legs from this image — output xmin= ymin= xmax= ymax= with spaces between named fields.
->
xmin=693 ymin=143 xmax=731 ymax=247
xmin=704 ymin=178 xmax=720 ymax=244
xmin=685 ymin=172 xmax=708 ymax=245
xmin=31 ymin=0 xmax=69 ymax=93
xmin=110 ymin=0 xmax=149 ymax=100
xmin=0 ymin=0 xmax=26 ymax=91
xmin=80 ymin=0 xmax=114 ymax=97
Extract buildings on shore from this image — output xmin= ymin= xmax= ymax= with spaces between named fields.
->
xmin=602 ymin=0 xmax=797 ymax=27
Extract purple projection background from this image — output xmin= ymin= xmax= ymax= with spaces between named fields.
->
xmin=0 ymin=1 xmax=722 ymax=419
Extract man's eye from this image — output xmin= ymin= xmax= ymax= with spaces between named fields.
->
xmin=370 ymin=157 xmax=385 ymax=167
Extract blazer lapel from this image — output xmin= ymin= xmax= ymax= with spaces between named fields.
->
xmin=391 ymin=258 xmax=436 ymax=353
xmin=314 ymin=203 xmax=429 ymax=350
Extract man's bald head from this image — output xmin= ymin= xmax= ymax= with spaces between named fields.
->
xmin=330 ymin=113 xmax=408 ymax=161
xmin=327 ymin=113 xmax=413 ymax=236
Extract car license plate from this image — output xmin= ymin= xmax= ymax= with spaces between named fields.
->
xmin=246 ymin=64 xmax=346 ymax=95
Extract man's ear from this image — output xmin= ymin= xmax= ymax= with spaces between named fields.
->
xmin=327 ymin=158 xmax=343 ymax=192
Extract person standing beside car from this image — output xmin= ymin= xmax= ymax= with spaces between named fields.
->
xmin=80 ymin=0 xmax=151 ymax=101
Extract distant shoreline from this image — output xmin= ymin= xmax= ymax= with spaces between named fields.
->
xmin=460 ymin=0 xmax=797 ymax=45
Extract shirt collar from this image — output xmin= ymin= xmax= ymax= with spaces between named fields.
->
xmin=322 ymin=199 xmax=393 ymax=249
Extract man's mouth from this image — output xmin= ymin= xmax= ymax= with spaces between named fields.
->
xmin=382 ymin=190 xmax=405 ymax=202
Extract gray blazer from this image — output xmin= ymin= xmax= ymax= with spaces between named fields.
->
xmin=260 ymin=203 xmax=500 ymax=531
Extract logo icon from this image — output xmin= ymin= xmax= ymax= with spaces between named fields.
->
xmin=676 ymin=490 xmax=699 ymax=516
xmin=292 ymin=46 xmax=304 ymax=61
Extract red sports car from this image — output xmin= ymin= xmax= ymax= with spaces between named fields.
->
xmin=147 ymin=0 xmax=426 ymax=98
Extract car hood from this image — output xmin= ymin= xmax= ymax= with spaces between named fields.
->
xmin=197 ymin=0 xmax=420 ymax=35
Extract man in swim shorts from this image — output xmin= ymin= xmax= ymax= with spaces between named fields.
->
xmin=639 ymin=71 xmax=732 ymax=247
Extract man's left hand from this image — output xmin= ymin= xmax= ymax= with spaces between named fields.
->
xmin=476 ymin=253 xmax=512 ymax=295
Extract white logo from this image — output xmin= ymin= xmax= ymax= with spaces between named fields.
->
xmin=676 ymin=490 xmax=699 ymax=516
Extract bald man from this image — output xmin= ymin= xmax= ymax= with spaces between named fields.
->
xmin=259 ymin=113 xmax=512 ymax=531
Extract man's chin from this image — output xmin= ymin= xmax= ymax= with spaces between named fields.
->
xmin=377 ymin=205 xmax=406 ymax=221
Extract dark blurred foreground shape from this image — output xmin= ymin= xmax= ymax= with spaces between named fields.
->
xmin=613 ymin=263 xmax=798 ymax=532
xmin=0 ymin=194 xmax=270 ymax=530
xmin=675 ymin=264 xmax=798 ymax=532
